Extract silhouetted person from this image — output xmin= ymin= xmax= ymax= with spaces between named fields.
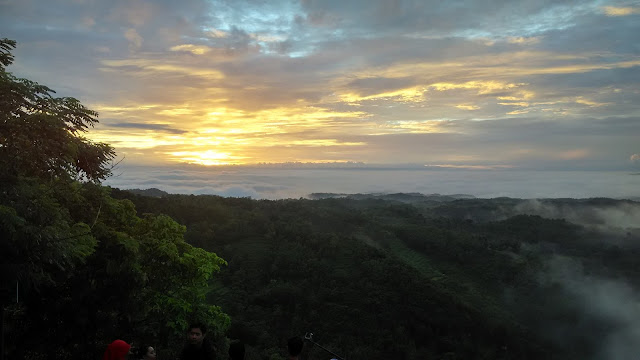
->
xmin=103 ymin=340 xmax=131 ymax=360
xmin=180 ymin=322 xmax=215 ymax=360
xmin=135 ymin=344 xmax=157 ymax=360
xmin=228 ymin=341 xmax=245 ymax=360
xmin=287 ymin=337 xmax=304 ymax=360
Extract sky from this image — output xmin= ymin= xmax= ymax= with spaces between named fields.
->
xmin=1 ymin=0 xmax=640 ymax=171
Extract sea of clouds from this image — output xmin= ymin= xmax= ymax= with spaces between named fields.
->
xmin=105 ymin=165 xmax=640 ymax=200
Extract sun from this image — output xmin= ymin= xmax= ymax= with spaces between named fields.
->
xmin=168 ymin=150 xmax=246 ymax=166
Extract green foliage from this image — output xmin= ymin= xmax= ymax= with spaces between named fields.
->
xmin=0 ymin=39 xmax=228 ymax=359
xmin=0 ymin=38 xmax=115 ymax=183
xmin=133 ymin=213 xmax=229 ymax=346
xmin=116 ymin=190 xmax=640 ymax=359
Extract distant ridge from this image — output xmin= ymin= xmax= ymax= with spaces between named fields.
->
xmin=123 ymin=188 xmax=169 ymax=198
xmin=308 ymin=192 xmax=475 ymax=203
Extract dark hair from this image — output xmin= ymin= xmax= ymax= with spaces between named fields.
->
xmin=188 ymin=322 xmax=207 ymax=334
xmin=134 ymin=345 xmax=152 ymax=359
xmin=287 ymin=336 xmax=304 ymax=357
xmin=228 ymin=341 xmax=245 ymax=360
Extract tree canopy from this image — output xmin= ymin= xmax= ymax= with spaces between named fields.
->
xmin=0 ymin=39 xmax=228 ymax=360
xmin=0 ymin=38 xmax=115 ymax=183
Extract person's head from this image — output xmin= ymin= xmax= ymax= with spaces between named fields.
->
xmin=135 ymin=345 xmax=157 ymax=360
xmin=187 ymin=322 xmax=207 ymax=345
xmin=228 ymin=341 xmax=245 ymax=360
xmin=287 ymin=336 xmax=304 ymax=358
xmin=103 ymin=340 xmax=131 ymax=360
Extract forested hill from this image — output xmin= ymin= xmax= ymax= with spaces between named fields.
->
xmin=111 ymin=189 xmax=640 ymax=360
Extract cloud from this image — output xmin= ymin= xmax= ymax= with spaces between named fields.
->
xmin=169 ymin=44 xmax=213 ymax=55
xmin=107 ymin=122 xmax=188 ymax=134
xmin=124 ymin=28 xmax=143 ymax=51
xmin=81 ymin=16 xmax=95 ymax=28
xmin=514 ymin=199 xmax=640 ymax=234
xmin=298 ymin=0 xmax=595 ymax=37
xmin=455 ymin=104 xmax=480 ymax=110
xmin=631 ymin=154 xmax=640 ymax=162
xmin=507 ymin=36 xmax=542 ymax=45
xmin=109 ymin=0 xmax=154 ymax=27
xmin=556 ymin=149 xmax=589 ymax=160
xmin=207 ymin=29 xmax=229 ymax=38
xmin=542 ymin=256 xmax=640 ymax=360
xmin=100 ymin=58 xmax=225 ymax=79
xmin=602 ymin=6 xmax=640 ymax=16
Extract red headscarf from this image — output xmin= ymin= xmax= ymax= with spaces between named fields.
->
xmin=103 ymin=340 xmax=131 ymax=360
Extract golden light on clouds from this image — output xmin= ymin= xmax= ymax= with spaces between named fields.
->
xmin=84 ymin=40 xmax=640 ymax=165
xmin=455 ymin=104 xmax=480 ymax=110
xmin=575 ymin=97 xmax=609 ymax=107
xmin=497 ymin=90 xmax=536 ymax=101
xmin=169 ymin=44 xmax=213 ymax=55
xmin=506 ymin=109 xmax=531 ymax=115
xmin=70 ymin=4 xmax=640 ymax=168
xmin=167 ymin=150 xmax=245 ymax=166
xmin=287 ymin=139 xmax=366 ymax=146
xmin=3 ymin=0 xmax=639 ymax=173
xmin=338 ymin=86 xmax=427 ymax=103
xmin=498 ymin=102 xmax=530 ymax=107
xmin=86 ymin=100 xmax=373 ymax=165
xmin=602 ymin=6 xmax=640 ymax=16
xmin=86 ymin=44 xmax=640 ymax=165
xmin=383 ymin=120 xmax=454 ymax=134
xmin=507 ymin=36 xmax=541 ymax=45
xmin=101 ymin=59 xmax=225 ymax=79
xmin=92 ymin=104 xmax=161 ymax=113
xmin=88 ymin=133 xmax=180 ymax=149
xmin=429 ymin=80 xmax=524 ymax=94
xmin=360 ymin=52 xmax=640 ymax=84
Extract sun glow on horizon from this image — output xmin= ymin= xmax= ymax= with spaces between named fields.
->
xmin=167 ymin=150 xmax=246 ymax=166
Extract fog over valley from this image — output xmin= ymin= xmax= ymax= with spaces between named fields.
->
xmin=106 ymin=164 xmax=640 ymax=200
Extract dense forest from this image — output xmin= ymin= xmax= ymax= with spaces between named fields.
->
xmin=2 ymin=37 xmax=640 ymax=360
xmin=111 ymin=190 xmax=640 ymax=360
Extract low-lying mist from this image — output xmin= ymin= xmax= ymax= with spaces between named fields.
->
xmin=105 ymin=165 xmax=640 ymax=200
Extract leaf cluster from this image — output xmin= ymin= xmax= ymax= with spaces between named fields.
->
xmin=0 ymin=38 xmax=114 ymax=183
